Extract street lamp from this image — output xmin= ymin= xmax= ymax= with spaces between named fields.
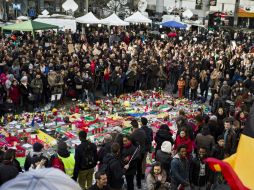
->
xmin=3 ymin=0 xmax=9 ymax=21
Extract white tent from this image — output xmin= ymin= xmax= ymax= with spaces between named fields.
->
xmin=101 ymin=13 xmax=129 ymax=26
xmin=124 ymin=11 xmax=152 ymax=24
xmin=76 ymin=12 xmax=102 ymax=24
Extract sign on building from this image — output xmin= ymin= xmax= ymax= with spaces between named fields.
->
xmin=195 ymin=0 xmax=202 ymax=10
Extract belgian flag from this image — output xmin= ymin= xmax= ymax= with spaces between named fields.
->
xmin=206 ymin=105 xmax=254 ymax=190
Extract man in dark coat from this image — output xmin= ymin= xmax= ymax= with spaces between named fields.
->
xmin=102 ymin=143 xmax=125 ymax=190
xmin=140 ymin=117 xmax=153 ymax=178
xmin=129 ymin=119 xmax=146 ymax=189
xmin=98 ymin=134 xmax=112 ymax=168
xmin=122 ymin=135 xmax=139 ymax=190
xmin=223 ymin=119 xmax=237 ymax=156
xmin=155 ymin=124 xmax=174 ymax=154
xmin=0 ymin=149 xmax=19 ymax=185
xmin=190 ymin=147 xmax=212 ymax=189
xmin=73 ymin=131 xmax=98 ymax=190
xmin=88 ymin=171 xmax=110 ymax=190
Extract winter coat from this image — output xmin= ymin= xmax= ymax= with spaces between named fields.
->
xmin=9 ymin=85 xmax=20 ymax=104
xmin=156 ymin=150 xmax=172 ymax=177
xmin=102 ymin=153 xmax=124 ymax=189
xmin=73 ymin=140 xmax=98 ymax=177
xmin=24 ymin=151 xmax=49 ymax=171
xmin=83 ymin=76 xmax=94 ymax=91
xmin=141 ymin=125 xmax=153 ymax=152
xmin=190 ymin=157 xmax=211 ymax=187
xmin=219 ymin=84 xmax=231 ymax=100
xmin=48 ymin=72 xmax=64 ymax=94
xmin=146 ymin=170 xmax=170 ymax=190
xmin=130 ymin=128 xmax=147 ymax=154
xmin=155 ymin=129 xmax=174 ymax=151
xmin=195 ymin=134 xmax=215 ymax=155
xmin=0 ymin=161 xmax=19 ymax=186
xmin=177 ymin=80 xmax=185 ymax=89
xmin=110 ymin=71 xmax=121 ymax=86
xmin=189 ymin=78 xmax=198 ymax=89
xmin=223 ymin=129 xmax=237 ymax=155
xmin=126 ymin=70 xmax=136 ymax=87
xmin=122 ymin=143 xmax=138 ymax=176
xmin=30 ymin=78 xmax=43 ymax=94
xmin=212 ymin=145 xmax=226 ymax=160
xmin=200 ymin=77 xmax=209 ymax=90
xmin=98 ymin=142 xmax=112 ymax=164
xmin=174 ymin=136 xmax=193 ymax=156
xmin=170 ymin=154 xmax=189 ymax=186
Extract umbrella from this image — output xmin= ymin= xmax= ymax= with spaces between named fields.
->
xmin=168 ymin=32 xmax=177 ymax=37
xmin=161 ymin=21 xmax=187 ymax=29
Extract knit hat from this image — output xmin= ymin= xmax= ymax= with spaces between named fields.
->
xmin=0 ymin=168 xmax=82 ymax=190
xmin=161 ymin=141 xmax=172 ymax=154
xmin=33 ymin=142 xmax=44 ymax=152
xmin=20 ymin=76 xmax=28 ymax=82
xmin=210 ymin=115 xmax=217 ymax=121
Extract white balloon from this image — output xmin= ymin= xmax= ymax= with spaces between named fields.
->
xmin=62 ymin=0 xmax=79 ymax=12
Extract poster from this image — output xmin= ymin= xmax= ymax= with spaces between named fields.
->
xmin=195 ymin=0 xmax=202 ymax=10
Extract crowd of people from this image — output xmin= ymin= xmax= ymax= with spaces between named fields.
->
xmin=0 ymin=24 xmax=254 ymax=190
xmin=0 ymin=27 xmax=253 ymax=115
xmin=0 ymin=110 xmax=246 ymax=190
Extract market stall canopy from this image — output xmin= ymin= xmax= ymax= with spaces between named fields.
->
xmin=101 ymin=13 xmax=129 ymax=26
xmin=34 ymin=17 xmax=76 ymax=32
xmin=160 ymin=20 xmax=187 ymax=29
xmin=76 ymin=12 xmax=103 ymax=24
xmin=124 ymin=11 xmax=152 ymax=24
xmin=2 ymin=20 xmax=59 ymax=31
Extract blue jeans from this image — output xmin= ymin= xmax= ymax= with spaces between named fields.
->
xmin=82 ymin=90 xmax=95 ymax=103
xmin=102 ymin=79 xmax=110 ymax=95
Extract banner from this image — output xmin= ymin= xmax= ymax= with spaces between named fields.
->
xmin=195 ymin=0 xmax=202 ymax=10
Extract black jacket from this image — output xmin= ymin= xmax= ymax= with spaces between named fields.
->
xmin=74 ymin=140 xmax=98 ymax=179
xmin=24 ymin=151 xmax=49 ymax=171
xmin=212 ymin=145 xmax=226 ymax=160
xmin=141 ymin=125 xmax=153 ymax=152
xmin=130 ymin=128 xmax=147 ymax=154
xmin=155 ymin=129 xmax=174 ymax=151
xmin=189 ymin=157 xmax=211 ymax=186
xmin=155 ymin=150 xmax=172 ymax=178
xmin=122 ymin=143 xmax=138 ymax=176
xmin=0 ymin=161 xmax=19 ymax=186
xmin=98 ymin=142 xmax=112 ymax=164
xmin=102 ymin=153 xmax=124 ymax=189
xmin=88 ymin=184 xmax=111 ymax=190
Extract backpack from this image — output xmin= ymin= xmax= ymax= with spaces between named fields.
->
xmin=51 ymin=155 xmax=65 ymax=172
xmin=81 ymin=142 xmax=97 ymax=169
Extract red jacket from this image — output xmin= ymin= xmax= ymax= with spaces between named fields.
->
xmin=174 ymin=135 xmax=193 ymax=155
xmin=9 ymin=85 xmax=20 ymax=104
xmin=90 ymin=60 xmax=96 ymax=75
